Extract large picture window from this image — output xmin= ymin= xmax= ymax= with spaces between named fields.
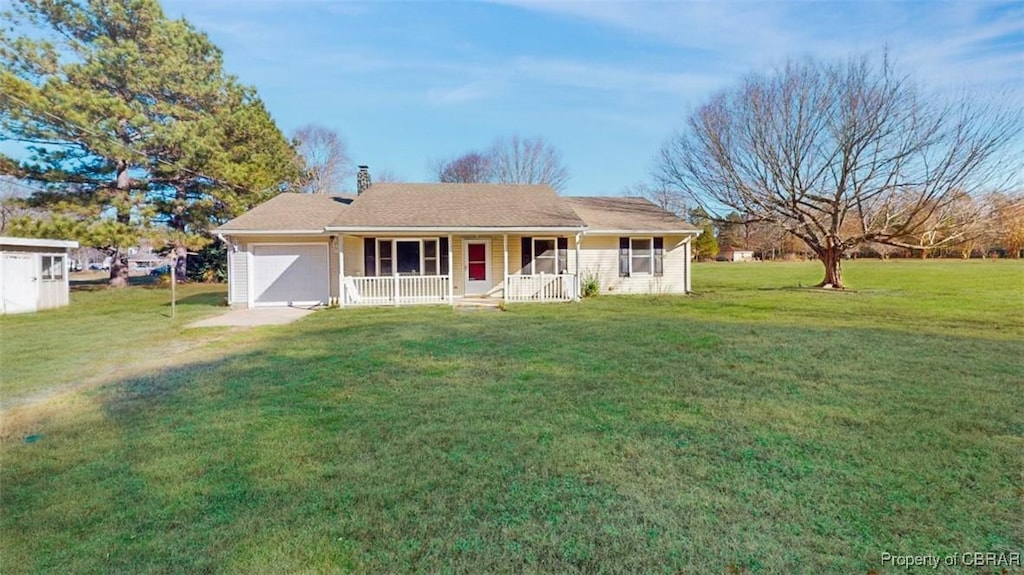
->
xmin=366 ymin=239 xmax=446 ymax=276
xmin=619 ymin=237 xmax=664 ymax=277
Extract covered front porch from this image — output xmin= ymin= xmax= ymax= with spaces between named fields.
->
xmin=334 ymin=233 xmax=580 ymax=307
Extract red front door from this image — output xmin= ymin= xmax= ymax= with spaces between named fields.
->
xmin=464 ymin=240 xmax=490 ymax=294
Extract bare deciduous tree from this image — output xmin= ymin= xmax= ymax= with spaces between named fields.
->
xmin=292 ymin=124 xmax=353 ymax=194
xmin=657 ymin=53 xmax=1021 ymax=288
xmin=988 ymin=192 xmax=1024 ymax=258
xmin=624 ymin=182 xmax=688 ymax=216
xmin=432 ymin=152 xmax=492 ymax=184
xmin=488 ymin=135 xmax=569 ymax=192
xmin=373 ymin=169 xmax=404 ymax=183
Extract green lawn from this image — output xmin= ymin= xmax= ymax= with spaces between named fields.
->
xmin=1 ymin=260 xmax=1022 ymax=574
xmin=0 ymin=282 xmax=230 ymax=402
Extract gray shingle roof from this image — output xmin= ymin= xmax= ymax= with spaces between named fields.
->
xmin=216 ymin=193 xmax=354 ymax=232
xmin=216 ymin=188 xmax=698 ymax=234
xmin=327 ymin=183 xmax=585 ymax=228
xmin=566 ymin=197 xmax=698 ymax=232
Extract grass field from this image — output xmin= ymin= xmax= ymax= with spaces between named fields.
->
xmin=1 ymin=260 xmax=1021 ymax=573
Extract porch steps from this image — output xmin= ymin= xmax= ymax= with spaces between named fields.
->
xmin=454 ymin=297 xmax=502 ymax=311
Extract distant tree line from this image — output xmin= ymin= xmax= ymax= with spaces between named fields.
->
xmin=640 ymin=187 xmax=1023 ymax=262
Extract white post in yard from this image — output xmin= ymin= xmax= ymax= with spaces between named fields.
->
xmin=170 ymin=260 xmax=176 ymax=319
xmin=502 ymin=233 xmax=508 ymax=305
xmin=447 ymin=234 xmax=454 ymax=306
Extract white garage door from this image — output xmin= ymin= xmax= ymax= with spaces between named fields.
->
xmin=252 ymin=244 xmax=329 ymax=306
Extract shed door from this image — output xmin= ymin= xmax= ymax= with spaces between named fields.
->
xmin=2 ymin=254 xmax=38 ymax=314
xmin=252 ymin=244 xmax=329 ymax=306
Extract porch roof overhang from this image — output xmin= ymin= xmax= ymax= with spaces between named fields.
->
xmin=324 ymin=226 xmax=587 ymax=234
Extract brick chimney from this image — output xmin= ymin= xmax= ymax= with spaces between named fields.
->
xmin=357 ymin=165 xmax=371 ymax=195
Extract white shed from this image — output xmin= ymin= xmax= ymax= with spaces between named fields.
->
xmin=1 ymin=237 xmax=80 ymax=314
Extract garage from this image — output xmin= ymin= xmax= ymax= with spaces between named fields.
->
xmin=251 ymin=243 xmax=329 ymax=306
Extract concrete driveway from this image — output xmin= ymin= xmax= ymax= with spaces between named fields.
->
xmin=186 ymin=306 xmax=317 ymax=328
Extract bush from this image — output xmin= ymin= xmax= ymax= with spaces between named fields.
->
xmin=581 ymin=273 xmax=600 ymax=298
xmin=186 ymin=242 xmax=227 ymax=283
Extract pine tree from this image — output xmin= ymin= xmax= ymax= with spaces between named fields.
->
xmin=1 ymin=0 xmax=299 ymax=285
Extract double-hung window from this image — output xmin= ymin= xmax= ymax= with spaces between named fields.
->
xmin=619 ymin=237 xmax=664 ymax=277
xmin=520 ymin=237 xmax=569 ymax=274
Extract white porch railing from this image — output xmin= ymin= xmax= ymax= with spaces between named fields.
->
xmin=505 ymin=274 xmax=578 ymax=302
xmin=344 ymin=275 xmax=451 ymax=306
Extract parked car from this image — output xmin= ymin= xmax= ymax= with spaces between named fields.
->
xmin=149 ymin=264 xmax=172 ymax=276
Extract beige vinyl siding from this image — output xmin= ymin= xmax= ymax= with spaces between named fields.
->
xmin=228 ymin=251 xmax=249 ymax=305
xmin=342 ymin=236 xmax=363 ymax=277
xmin=577 ymin=235 xmax=689 ymax=294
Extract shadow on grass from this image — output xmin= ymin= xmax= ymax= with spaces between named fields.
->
xmin=3 ymin=307 xmax=1022 ymax=573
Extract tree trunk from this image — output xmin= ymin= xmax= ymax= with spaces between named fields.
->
xmin=108 ymin=248 xmax=129 ymax=288
xmin=109 ymin=159 xmax=132 ymax=288
xmin=816 ymin=247 xmax=844 ymax=288
xmin=174 ymin=243 xmax=187 ymax=281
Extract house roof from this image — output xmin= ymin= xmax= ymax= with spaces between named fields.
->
xmin=326 ymin=183 xmax=585 ymax=229
xmin=216 ymin=193 xmax=355 ymax=232
xmin=565 ymin=197 xmax=699 ymax=233
xmin=215 ymin=186 xmax=699 ymax=235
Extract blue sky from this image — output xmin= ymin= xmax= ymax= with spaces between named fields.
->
xmin=10 ymin=0 xmax=1024 ymax=196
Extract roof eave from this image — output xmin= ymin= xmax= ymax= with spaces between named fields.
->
xmin=0 ymin=236 xmax=80 ymax=249
xmin=324 ymin=225 xmax=587 ymax=233
xmin=215 ymin=229 xmax=327 ymax=236
xmin=583 ymin=229 xmax=702 ymax=236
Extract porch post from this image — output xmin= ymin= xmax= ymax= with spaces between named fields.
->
xmin=338 ymin=236 xmax=346 ymax=308
xmin=447 ymin=234 xmax=454 ymax=305
xmin=503 ymin=233 xmax=509 ymax=304
xmin=574 ymin=232 xmax=582 ymax=301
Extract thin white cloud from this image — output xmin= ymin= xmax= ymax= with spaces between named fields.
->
xmin=427 ymin=81 xmax=495 ymax=105
xmin=498 ymin=0 xmax=1023 ymax=93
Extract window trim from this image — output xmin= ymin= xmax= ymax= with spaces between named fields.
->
xmin=619 ymin=236 xmax=664 ymax=277
xmin=371 ymin=238 xmax=444 ymax=277
xmin=629 ymin=237 xmax=654 ymax=276
xmin=41 ymin=254 xmax=66 ymax=281
xmin=531 ymin=237 xmax=559 ymax=275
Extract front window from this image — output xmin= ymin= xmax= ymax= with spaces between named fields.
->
xmin=424 ymin=240 xmax=438 ymax=275
xmin=396 ymin=240 xmax=421 ymax=275
xmin=378 ymin=240 xmax=393 ymax=276
xmin=372 ymin=239 xmax=444 ymax=276
xmin=42 ymin=255 xmax=65 ymax=281
xmin=631 ymin=238 xmax=653 ymax=275
xmin=533 ymin=238 xmax=557 ymax=274
xmin=619 ymin=237 xmax=664 ymax=277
